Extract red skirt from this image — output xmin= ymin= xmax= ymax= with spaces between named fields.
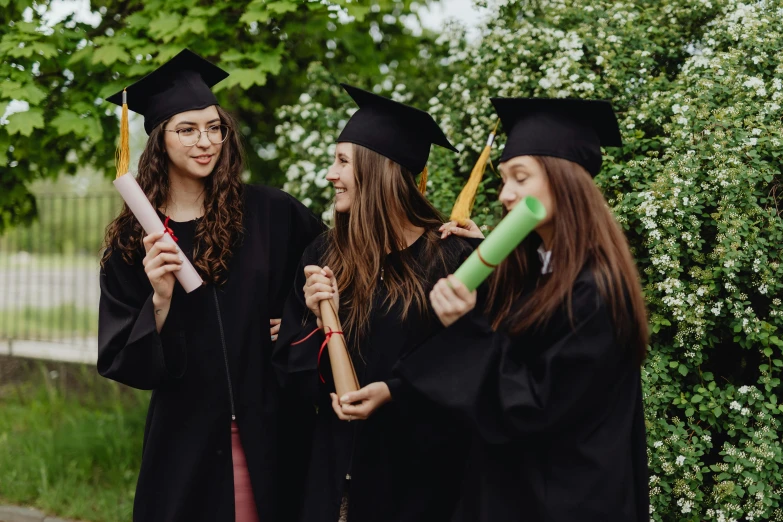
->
xmin=231 ymin=421 xmax=260 ymax=522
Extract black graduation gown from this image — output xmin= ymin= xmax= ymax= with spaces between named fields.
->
xmin=273 ymin=233 xmax=474 ymax=522
xmin=98 ymin=184 xmax=324 ymax=522
xmin=395 ymin=268 xmax=650 ymax=522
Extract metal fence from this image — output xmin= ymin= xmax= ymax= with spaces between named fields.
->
xmin=0 ymin=192 xmax=123 ymax=361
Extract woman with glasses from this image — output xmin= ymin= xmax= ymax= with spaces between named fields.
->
xmin=99 ymin=50 xmax=323 ymax=522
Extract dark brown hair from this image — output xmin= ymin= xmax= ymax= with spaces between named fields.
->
xmin=322 ymin=144 xmax=452 ymax=351
xmin=486 ymin=156 xmax=649 ymax=362
xmin=101 ymin=106 xmax=244 ymax=284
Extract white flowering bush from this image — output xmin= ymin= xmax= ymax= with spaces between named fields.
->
xmin=277 ymin=1 xmax=783 ymax=519
xmin=274 ymin=21 xmax=471 ymax=221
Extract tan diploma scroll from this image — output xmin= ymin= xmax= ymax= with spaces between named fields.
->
xmin=319 ymin=299 xmax=359 ymax=397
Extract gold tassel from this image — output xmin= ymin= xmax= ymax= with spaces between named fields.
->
xmin=449 ymin=121 xmax=499 ymax=226
xmin=115 ymin=89 xmax=130 ymax=178
xmin=417 ymin=166 xmax=428 ymax=195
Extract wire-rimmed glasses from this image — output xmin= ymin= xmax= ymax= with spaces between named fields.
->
xmin=165 ymin=124 xmax=231 ymax=146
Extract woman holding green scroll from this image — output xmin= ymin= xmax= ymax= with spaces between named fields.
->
xmin=340 ymin=98 xmax=650 ymax=522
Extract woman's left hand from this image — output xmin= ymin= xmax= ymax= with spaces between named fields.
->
xmin=270 ymin=318 xmax=281 ymax=341
xmin=430 ymin=275 xmax=477 ymax=327
xmin=330 ymin=382 xmax=392 ymax=421
xmin=439 ymin=219 xmax=484 ymax=240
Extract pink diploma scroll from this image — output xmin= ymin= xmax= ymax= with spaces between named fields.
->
xmin=113 ymin=174 xmax=203 ymax=293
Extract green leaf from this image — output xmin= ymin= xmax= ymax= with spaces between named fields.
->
xmin=220 ymin=50 xmax=246 ymax=63
xmin=67 ymin=46 xmax=94 ymax=65
xmin=685 ymin=407 xmax=694 ymax=417
xmin=253 ymin=48 xmax=283 ymax=75
xmin=268 ymin=1 xmax=298 ymax=15
xmin=178 ymin=18 xmax=207 ymax=36
xmin=691 ymin=394 xmax=703 ymax=403
xmin=7 ymin=44 xmax=34 ymax=58
xmin=83 ymin=117 xmax=103 ymax=143
xmin=0 ymin=82 xmax=46 ymax=105
xmin=0 ymin=102 xmax=8 ymax=117
xmin=189 ymin=6 xmax=221 ymax=17
xmin=51 ymin=110 xmax=90 ymax=137
xmin=149 ymin=12 xmax=183 ymax=42
xmin=30 ymin=42 xmax=58 ymax=58
xmin=216 ymin=67 xmax=268 ymax=90
xmin=5 ymin=109 xmax=45 ymax=137
xmin=125 ymin=12 xmax=150 ymax=28
xmin=763 ymin=347 xmax=773 ymax=357
xmin=92 ymin=45 xmax=130 ymax=66
xmin=678 ymin=364 xmax=689 ymax=377
xmin=240 ymin=8 xmax=271 ymax=24
xmin=240 ymin=1 xmax=296 ymax=24
xmin=346 ymin=4 xmax=371 ymax=22
xmin=669 ymin=361 xmax=679 ymax=368
xmin=713 ymin=407 xmax=722 ymax=418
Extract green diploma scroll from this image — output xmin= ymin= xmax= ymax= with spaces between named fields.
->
xmin=453 ymin=196 xmax=547 ymax=291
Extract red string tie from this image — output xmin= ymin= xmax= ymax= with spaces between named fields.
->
xmin=291 ymin=326 xmax=344 ymax=383
xmin=163 ymin=216 xmax=178 ymax=243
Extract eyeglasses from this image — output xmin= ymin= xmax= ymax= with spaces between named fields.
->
xmin=165 ymin=124 xmax=231 ymax=146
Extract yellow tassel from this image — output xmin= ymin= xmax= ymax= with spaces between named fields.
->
xmin=115 ymin=89 xmax=130 ymax=178
xmin=417 ymin=166 xmax=428 ymax=195
xmin=449 ymin=121 xmax=499 ymax=226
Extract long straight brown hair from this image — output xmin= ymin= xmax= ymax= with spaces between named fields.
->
xmin=101 ymin=106 xmax=245 ymax=284
xmin=322 ymin=144 xmax=452 ymax=351
xmin=486 ymin=156 xmax=649 ymax=362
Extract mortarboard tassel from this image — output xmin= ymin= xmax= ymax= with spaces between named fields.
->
xmin=449 ymin=121 xmax=499 ymax=226
xmin=115 ymin=89 xmax=130 ymax=178
xmin=417 ymin=166 xmax=428 ymax=195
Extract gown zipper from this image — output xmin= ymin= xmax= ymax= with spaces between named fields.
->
xmin=212 ymin=286 xmax=237 ymax=421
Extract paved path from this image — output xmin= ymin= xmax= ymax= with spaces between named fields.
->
xmin=0 ymin=505 xmax=79 ymax=522
xmin=0 ymin=265 xmax=100 ymax=310
xmin=0 ymin=339 xmax=97 ymax=365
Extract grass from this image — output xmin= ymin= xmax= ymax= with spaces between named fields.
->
xmin=0 ymin=304 xmax=99 ymax=340
xmin=0 ymin=357 xmax=149 ymax=522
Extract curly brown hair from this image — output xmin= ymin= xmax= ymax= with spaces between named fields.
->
xmin=101 ymin=105 xmax=245 ymax=284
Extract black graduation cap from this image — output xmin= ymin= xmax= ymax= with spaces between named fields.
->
xmin=490 ymin=98 xmax=622 ymax=177
xmin=107 ymin=49 xmax=229 ymax=135
xmin=337 ymin=84 xmax=458 ymax=175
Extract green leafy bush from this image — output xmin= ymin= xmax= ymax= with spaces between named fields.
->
xmin=276 ymin=1 xmax=783 ymax=519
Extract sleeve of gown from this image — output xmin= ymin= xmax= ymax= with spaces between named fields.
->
xmin=97 ymin=251 xmax=187 ymax=390
xmin=396 ymin=278 xmax=620 ymax=443
xmin=272 ymin=240 xmax=324 ymax=402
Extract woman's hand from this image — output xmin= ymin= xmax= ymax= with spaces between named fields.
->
xmin=439 ymin=219 xmax=484 ymax=240
xmin=303 ymin=265 xmax=339 ymax=322
xmin=330 ymin=382 xmax=392 ymax=421
xmin=430 ymin=275 xmax=477 ymax=327
xmin=142 ymin=231 xmax=182 ymax=301
xmin=270 ymin=318 xmax=281 ymax=341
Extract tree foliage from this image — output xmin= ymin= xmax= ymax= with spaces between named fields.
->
xmin=0 ymin=0 xmax=430 ymax=232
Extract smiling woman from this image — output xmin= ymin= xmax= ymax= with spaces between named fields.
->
xmin=97 ymin=50 xmax=324 ymax=522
